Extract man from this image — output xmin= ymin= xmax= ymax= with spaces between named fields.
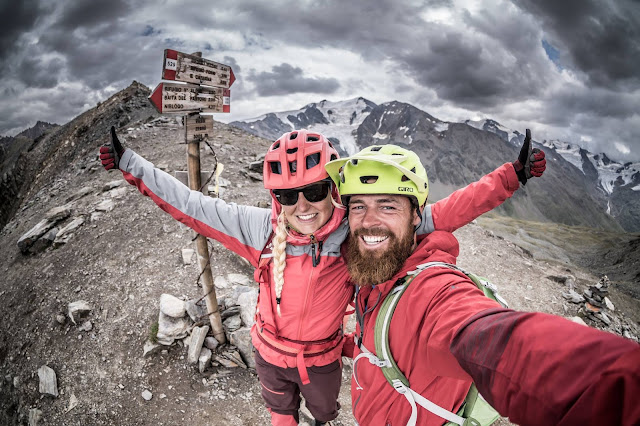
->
xmin=325 ymin=145 xmax=640 ymax=426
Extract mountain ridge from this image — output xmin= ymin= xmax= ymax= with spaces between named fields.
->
xmin=229 ymin=97 xmax=639 ymax=232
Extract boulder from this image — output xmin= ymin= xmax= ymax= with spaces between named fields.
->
xmin=187 ymin=325 xmax=210 ymax=364
xmin=159 ymin=294 xmax=186 ymax=318
xmin=38 ymin=365 xmax=58 ymax=397
xmin=68 ymin=300 xmax=92 ymax=325
xmin=17 ymin=219 xmax=55 ymax=253
xmin=156 ymin=312 xmax=189 ymax=345
xmin=230 ymin=327 xmax=255 ymax=368
xmin=237 ymin=288 xmax=258 ymax=327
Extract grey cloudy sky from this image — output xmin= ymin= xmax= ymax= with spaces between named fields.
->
xmin=1 ymin=0 xmax=639 ymax=162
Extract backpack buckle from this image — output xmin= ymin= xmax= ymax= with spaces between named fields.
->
xmin=370 ymin=357 xmax=391 ymax=368
xmin=392 ymin=379 xmax=407 ymax=394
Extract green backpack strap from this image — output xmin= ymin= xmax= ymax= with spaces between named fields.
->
xmin=374 ymin=276 xmax=414 ymax=387
xmin=371 ymin=262 xmax=506 ymax=426
xmin=409 ymin=261 xmax=508 ymax=308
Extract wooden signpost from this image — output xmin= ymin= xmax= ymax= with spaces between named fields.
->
xmin=149 ymin=50 xmax=235 ymax=344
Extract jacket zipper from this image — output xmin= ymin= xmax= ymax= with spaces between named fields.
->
xmin=296 ymin=234 xmax=320 ymax=344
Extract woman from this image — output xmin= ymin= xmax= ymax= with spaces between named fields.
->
xmin=100 ymin=127 xmax=544 ymax=426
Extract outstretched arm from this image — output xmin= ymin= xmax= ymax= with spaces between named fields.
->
xmin=451 ymin=309 xmax=640 ymax=425
xmin=418 ymin=130 xmax=546 ymax=234
xmin=99 ymin=127 xmax=271 ymax=266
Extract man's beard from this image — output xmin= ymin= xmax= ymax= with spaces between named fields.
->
xmin=346 ymin=224 xmax=415 ymax=287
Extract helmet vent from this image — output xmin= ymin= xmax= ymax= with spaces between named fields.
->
xmin=290 ymin=132 xmax=298 ymax=139
xmin=272 ymin=142 xmax=280 ymax=150
xmin=289 ymin=160 xmax=298 ymax=173
xmin=307 ymin=135 xmax=319 ymax=142
xmin=286 ymin=148 xmax=298 ymax=154
xmin=306 ymin=153 xmax=321 ymax=169
xmin=360 ymin=176 xmax=378 ymax=184
xmin=350 ymin=159 xmax=358 ymax=166
xmin=269 ymin=162 xmax=282 ymax=174
xmin=371 ymin=146 xmax=382 ymax=152
xmin=401 ymin=167 xmax=416 ymax=181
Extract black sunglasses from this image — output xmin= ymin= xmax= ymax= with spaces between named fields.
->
xmin=273 ymin=182 xmax=331 ymax=206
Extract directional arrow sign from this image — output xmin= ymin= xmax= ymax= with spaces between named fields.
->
xmin=162 ymin=49 xmax=235 ymax=89
xmin=149 ymin=82 xmax=230 ymax=114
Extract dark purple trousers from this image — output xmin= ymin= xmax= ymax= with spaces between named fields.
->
xmin=254 ymin=351 xmax=342 ymax=423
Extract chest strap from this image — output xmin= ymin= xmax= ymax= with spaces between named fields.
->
xmin=354 ymin=342 xmax=468 ymax=426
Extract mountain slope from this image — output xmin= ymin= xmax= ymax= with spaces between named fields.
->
xmin=468 ymin=119 xmax=640 ymax=232
xmin=230 ymin=97 xmax=376 ymax=156
xmin=0 ymin=82 xmax=155 ymax=232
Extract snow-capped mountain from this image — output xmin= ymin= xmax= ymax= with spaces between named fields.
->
xmin=230 ymin=97 xmax=375 ymax=156
xmin=465 ymin=119 xmax=640 ymax=197
xmin=543 ymin=141 xmax=640 ymax=195
xmin=229 ymin=98 xmax=640 ymax=232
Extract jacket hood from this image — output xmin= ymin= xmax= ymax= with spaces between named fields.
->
xmin=269 ymin=184 xmax=346 ymax=245
xmin=376 ymin=230 xmax=460 ymax=293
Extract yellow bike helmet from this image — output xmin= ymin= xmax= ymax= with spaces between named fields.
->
xmin=325 ymin=144 xmax=429 ymax=207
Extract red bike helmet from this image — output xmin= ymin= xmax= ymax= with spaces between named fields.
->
xmin=263 ymin=129 xmax=339 ymax=189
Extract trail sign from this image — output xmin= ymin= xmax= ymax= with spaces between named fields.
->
xmin=148 ymin=49 xmax=230 ymax=345
xmin=162 ymin=49 xmax=235 ymax=89
xmin=185 ymin=114 xmax=214 ymax=143
xmin=149 ymin=82 xmax=230 ymax=113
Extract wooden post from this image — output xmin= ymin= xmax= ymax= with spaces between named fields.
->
xmin=186 ymin=110 xmax=226 ymax=344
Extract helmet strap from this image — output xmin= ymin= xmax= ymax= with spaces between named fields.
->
xmin=412 ymin=200 xmax=424 ymax=232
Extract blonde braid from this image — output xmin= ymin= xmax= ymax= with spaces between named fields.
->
xmin=271 ymin=211 xmax=289 ymax=317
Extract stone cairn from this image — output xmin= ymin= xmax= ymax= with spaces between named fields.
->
xmin=562 ymin=275 xmax=638 ymax=342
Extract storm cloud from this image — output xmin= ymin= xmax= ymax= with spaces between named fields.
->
xmin=0 ymin=0 xmax=638 ymax=161
xmin=249 ymin=64 xmax=340 ymax=96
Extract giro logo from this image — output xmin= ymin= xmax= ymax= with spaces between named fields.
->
xmin=398 ymin=187 xmax=414 ymax=192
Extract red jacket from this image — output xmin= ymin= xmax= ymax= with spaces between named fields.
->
xmin=119 ymin=150 xmax=521 ymax=382
xmin=351 ymin=231 xmax=640 ymax=425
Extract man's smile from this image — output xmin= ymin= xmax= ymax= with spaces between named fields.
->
xmin=361 ymin=235 xmax=389 ymax=246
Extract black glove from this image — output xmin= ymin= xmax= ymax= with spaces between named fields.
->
xmin=99 ymin=126 xmax=125 ymax=171
xmin=513 ymin=129 xmax=546 ymax=185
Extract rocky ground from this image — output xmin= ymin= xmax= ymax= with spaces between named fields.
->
xmin=0 ymin=114 xmax=638 ymax=426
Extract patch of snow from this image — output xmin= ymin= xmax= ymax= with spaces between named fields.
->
xmin=553 ymin=141 xmax=584 ymax=172
xmin=435 ymin=122 xmax=449 ymax=133
xmin=373 ymin=132 xmax=389 ymax=140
